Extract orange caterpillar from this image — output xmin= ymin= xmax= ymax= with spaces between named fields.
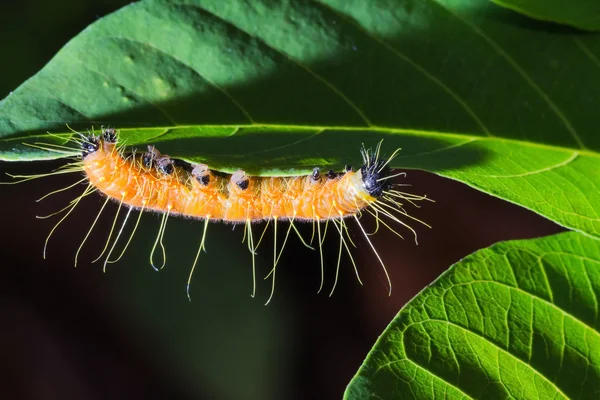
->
xmin=7 ymin=128 xmax=432 ymax=304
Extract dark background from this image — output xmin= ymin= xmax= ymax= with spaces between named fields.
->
xmin=0 ymin=1 xmax=563 ymax=399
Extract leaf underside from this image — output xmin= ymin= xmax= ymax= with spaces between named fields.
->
xmin=345 ymin=231 xmax=600 ymax=400
xmin=1 ymin=0 xmax=598 ymax=240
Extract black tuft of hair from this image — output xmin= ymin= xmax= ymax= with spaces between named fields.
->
xmin=157 ymin=158 xmax=174 ymax=175
xmin=102 ymin=128 xmax=117 ymax=143
xmin=310 ymin=167 xmax=321 ymax=182
xmin=236 ymin=179 xmax=249 ymax=190
xmin=197 ymin=174 xmax=210 ymax=186
xmin=142 ymin=153 xmax=154 ymax=168
xmin=360 ymin=152 xmax=393 ymax=198
xmin=326 ymin=170 xmax=338 ymax=180
xmin=81 ymin=135 xmax=100 ymax=157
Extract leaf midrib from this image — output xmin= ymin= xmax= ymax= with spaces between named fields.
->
xmin=2 ymin=123 xmax=598 ymax=159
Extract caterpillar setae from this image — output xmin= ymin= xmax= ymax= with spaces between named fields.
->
xmin=5 ymin=127 xmax=432 ymax=304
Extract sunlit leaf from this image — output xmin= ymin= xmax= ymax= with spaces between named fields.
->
xmin=345 ymin=231 xmax=600 ymax=399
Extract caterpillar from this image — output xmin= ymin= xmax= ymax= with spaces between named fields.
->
xmin=5 ymin=127 xmax=432 ymax=304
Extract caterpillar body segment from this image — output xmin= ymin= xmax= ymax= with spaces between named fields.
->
xmin=83 ymin=139 xmax=377 ymax=222
xmin=5 ymin=127 xmax=433 ymax=303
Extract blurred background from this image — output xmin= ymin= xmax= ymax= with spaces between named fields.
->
xmin=0 ymin=1 xmax=564 ymax=399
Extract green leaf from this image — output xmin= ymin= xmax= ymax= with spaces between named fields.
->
xmin=345 ymin=231 xmax=600 ymax=400
xmin=491 ymin=0 xmax=600 ymax=31
xmin=1 ymin=0 xmax=599 ymax=240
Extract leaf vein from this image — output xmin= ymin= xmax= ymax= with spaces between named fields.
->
xmin=312 ymin=0 xmax=492 ymax=136
xmin=572 ymin=37 xmax=600 ymax=69
xmin=105 ymin=35 xmax=255 ymax=124
xmin=71 ymin=56 xmax=179 ymax=125
xmin=449 ymin=277 xmax=600 ymax=342
xmin=374 ymin=352 xmax=475 ymax=400
xmin=174 ymin=2 xmax=372 ymax=125
xmin=434 ymin=1 xmax=586 ymax=150
xmin=477 ymin=152 xmax=579 ymax=178
xmin=404 ymin=318 xmax=570 ymax=399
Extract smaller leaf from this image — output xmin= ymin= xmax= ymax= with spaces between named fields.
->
xmin=491 ymin=0 xmax=600 ymax=31
xmin=345 ymin=231 xmax=600 ymax=400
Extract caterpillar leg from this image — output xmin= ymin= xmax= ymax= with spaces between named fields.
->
xmin=320 ymin=202 xmax=336 ymax=246
xmin=37 ymin=183 xmax=96 ymax=220
xmin=240 ymin=201 xmax=257 ymax=298
xmin=264 ymin=216 xmax=314 ymax=301
xmin=246 ymin=218 xmax=256 ymax=298
xmin=265 ymin=217 xmax=294 ymax=280
xmin=186 ymin=217 xmax=209 ymax=301
xmin=106 ymin=202 xmax=145 ymax=264
xmin=264 ymin=216 xmax=280 ymax=306
xmin=43 ymin=184 xmax=93 ymax=259
xmin=74 ymin=196 xmax=110 ymax=268
xmin=3 ymin=168 xmax=79 ymax=185
xmin=353 ymin=214 xmax=392 ymax=296
xmin=367 ymin=208 xmax=381 ymax=235
xmin=320 ymin=218 xmax=331 ymax=246
xmin=341 ymin=218 xmax=362 ymax=285
xmin=289 ymin=216 xmax=314 ymax=250
xmin=329 ymin=219 xmax=345 ymax=297
xmin=385 ymin=189 xmax=432 ymax=208
xmin=381 ymin=193 xmax=433 ymax=229
xmin=329 ymin=218 xmax=363 ymax=297
xmin=103 ymin=205 xmax=133 ymax=272
xmin=150 ymin=209 xmax=170 ymax=271
xmin=365 ymin=208 xmax=405 ymax=241
xmin=38 ymin=201 xmax=79 ymax=220
xmin=341 ymin=218 xmax=357 ymax=249
xmin=254 ymin=219 xmax=271 ymax=250
xmin=25 ymin=141 xmax=78 ymax=155
xmin=316 ymin=217 xmax=325 ymax=294
xmin=254 ymin=203 xmax=275 ymax=252
xmin=36 ymin=177 xmax=87 ymax=202
xmin=92 ymin=196 xmax=124 ymax=263
xmin=370 ymin=202 xmax=420 ymax=245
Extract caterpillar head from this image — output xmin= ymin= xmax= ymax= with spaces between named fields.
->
xmin=359 ymin=144 xmax=397 ymax=198
xmin=80 ymin=128 xmax=117 ymax=157
xmin=360 ymin=160 xmax=392 ymax=198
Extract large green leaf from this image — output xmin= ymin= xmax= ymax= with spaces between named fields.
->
xmin=491 ymin=0 xmax=600 ymax=31
xmin=1 ymin=0 xmax=599 ymax=240
xmin=345 ymin=231 xmax=600 ymax=399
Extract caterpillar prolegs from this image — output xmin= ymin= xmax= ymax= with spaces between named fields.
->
xmin=6 ymin=128 xmax=432 ymax=304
